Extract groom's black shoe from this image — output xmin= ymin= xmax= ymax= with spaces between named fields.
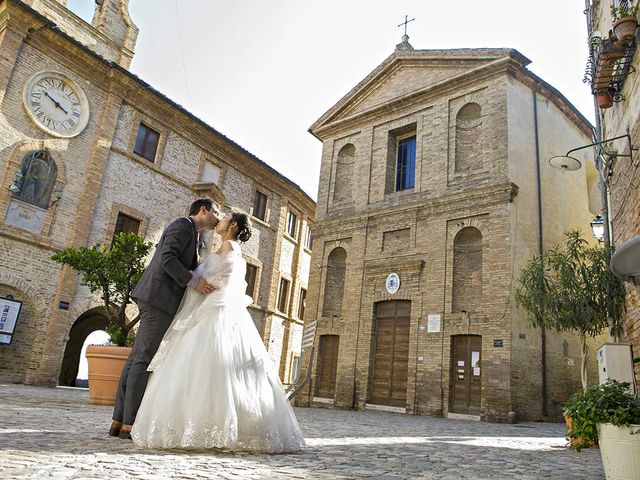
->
xmin=118 ymin=424 xmax=132 ymax=440
xmin=108 ymin=421 xmax=122 ymax=437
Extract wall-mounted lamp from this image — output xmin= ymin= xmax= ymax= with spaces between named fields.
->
xmin=549 ymin=133 xmax=635 ymax=174
xmin=590 ymin=215 xmax=605 ymax=242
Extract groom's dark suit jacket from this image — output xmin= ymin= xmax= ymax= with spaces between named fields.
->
xmin=132 ymin=217 xmax=198 ymax=316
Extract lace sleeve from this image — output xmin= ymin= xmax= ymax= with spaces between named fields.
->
xmin=202 ymin=252 xmax=235 ymax=289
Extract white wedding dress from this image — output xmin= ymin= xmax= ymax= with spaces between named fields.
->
xmin=131 ymin=240 xmax=305 ymax=452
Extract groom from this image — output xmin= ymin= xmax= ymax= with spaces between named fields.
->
xmin=109 ymin=198 xmax=221 ymax=439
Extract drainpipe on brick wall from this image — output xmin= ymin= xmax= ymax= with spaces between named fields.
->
xmin=533 ymin=89 xmax=548 ymax=418
xmin=584 ymin=0 xmax=612 ymax=251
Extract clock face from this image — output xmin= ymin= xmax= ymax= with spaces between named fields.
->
xmin=23 ymin=72 xmax=89 ymax=138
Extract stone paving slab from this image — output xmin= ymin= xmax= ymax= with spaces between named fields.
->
xmin=0 ymin=384 xmax=603 ymax=479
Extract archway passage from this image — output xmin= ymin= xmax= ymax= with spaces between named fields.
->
xmin=58 ymin=307 xmax=109 ymax=387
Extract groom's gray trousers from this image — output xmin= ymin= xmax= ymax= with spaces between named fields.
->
xmin=112 ymin=300 xmax=173 ymax=425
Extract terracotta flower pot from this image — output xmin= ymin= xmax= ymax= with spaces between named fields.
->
xmin=596 ymin=91 xmax=613 ymax=109
xmin=85 ymin=345 xmax=132 ymax=405
xmin=613 ymin=16 xmax=638 ymax=44
xmin=565 ymin=415 xmax=599 ymax=448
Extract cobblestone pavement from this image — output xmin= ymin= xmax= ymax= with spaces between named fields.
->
xmin=0 ymin=384 xmax=603 ymax=479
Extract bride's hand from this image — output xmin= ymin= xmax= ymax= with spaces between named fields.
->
xmin=195 ymin=277 xmax=215 ymax=294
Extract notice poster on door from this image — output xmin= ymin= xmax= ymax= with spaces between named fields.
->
xmin=471 ymin=351 xmax=480 ymax=376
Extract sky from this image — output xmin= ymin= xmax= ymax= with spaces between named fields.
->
xmin=66 ymin=0 xmax=595 ymax=200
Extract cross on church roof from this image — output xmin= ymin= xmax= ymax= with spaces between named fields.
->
xmin=397 ymin=15 xmax=415 ymax=36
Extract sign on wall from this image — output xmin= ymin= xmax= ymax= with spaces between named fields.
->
xmin=427 ymin=314 xmax=441 ymax=333
xmin=0 ymin=296 xmax=23 ymax=345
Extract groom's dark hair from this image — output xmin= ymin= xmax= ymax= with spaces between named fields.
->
xmin=189 ymin=198 xmax=216 ymax=216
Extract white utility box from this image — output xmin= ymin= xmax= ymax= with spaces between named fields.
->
xmin=597 ymin=343 xmax=636 ymax=394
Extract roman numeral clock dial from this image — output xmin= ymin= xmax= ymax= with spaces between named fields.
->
xmin=22 ymin=72 xmax=89 ymax=138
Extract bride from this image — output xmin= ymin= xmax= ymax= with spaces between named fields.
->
xmin=131 ymin=209 xmax=305 ymax=452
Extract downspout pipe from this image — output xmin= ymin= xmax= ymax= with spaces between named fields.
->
xmin=584 ymin=0 xmax=611 ymax=251
xmin=584 ymin=0 xmax=618 ymax=343
xmin=533 ymin=90 xmax=548 ymax=418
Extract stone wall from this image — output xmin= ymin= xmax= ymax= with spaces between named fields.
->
xmin=590 ymin=0 xmax=640 ymax=378
xmin=0 ymin=1 xmax=315 ymax=385
xmin=299 ymin=46 xmax=595 ymax=421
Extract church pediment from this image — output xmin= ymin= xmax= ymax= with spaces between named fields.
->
xmin=311 ymin=49 xmax=528 ymax=135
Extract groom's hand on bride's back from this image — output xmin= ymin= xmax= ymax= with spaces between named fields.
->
xmin=195 ymin=277 xmax=215 ymax=294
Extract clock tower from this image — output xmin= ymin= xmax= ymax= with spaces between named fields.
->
xmin=20 ymin=0 xmax=138 ymax=68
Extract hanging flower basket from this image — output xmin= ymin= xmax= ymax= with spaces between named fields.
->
xmin=596 ymin=91 xmax=614 ymax=109
xmin=613 ymin=15 xmax=638 ymax=43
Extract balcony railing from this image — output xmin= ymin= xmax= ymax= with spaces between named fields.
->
xmin=584 ymin=35 xmax=636 ymax=105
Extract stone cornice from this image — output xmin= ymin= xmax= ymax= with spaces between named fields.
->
xmin=313 ymin=182 xmax=518 ymax=236
xmin=311 ymin=56 xmax=513 ymax=140
xmin=310 ymin=48 xmax=526 ymax=135
xmin=510 ymin=68 xmax=594 ymax=137
xmin=363 ymin=254 xmax=424 ymax=273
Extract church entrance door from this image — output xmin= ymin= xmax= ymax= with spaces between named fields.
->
xmin=369 ymin=300 xmax=410 ymax=407
xmin=449 ymin=335 xmax=482 ymax=415
xmin=314 ymin=334 xmax=339 ymax=398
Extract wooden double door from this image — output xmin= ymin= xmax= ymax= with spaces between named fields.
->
xmin=315 ymin=335 xmax=339 ymax=398
xmin=449 ymin=335 xmax=482 ymax=415
xmin=369 ymin=301 xmax=410 ymax=407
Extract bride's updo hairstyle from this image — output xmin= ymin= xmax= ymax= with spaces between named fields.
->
xmin=231 ymin=210 xmax=252 ymax=243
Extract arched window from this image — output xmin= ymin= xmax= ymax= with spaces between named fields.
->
xmin=452 ymin=227 xmax=483 ymax=312
xmin=333 ymin=144 xmax=355 ymax=203
xmin=455 ymin=103 xmax=483 ymax=172
xmin=322 ymin=247 xmax=347 ymax=317
xmin=11 ymin=150 xmax=57 ymax=209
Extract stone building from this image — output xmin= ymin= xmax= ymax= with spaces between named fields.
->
xmin=297 ymin=36 xmax=601 ymax=421
xmin=0 ymin=0 xmax=315 ymax=387
xmin=587 ymin=0 xmax=640 ymax=378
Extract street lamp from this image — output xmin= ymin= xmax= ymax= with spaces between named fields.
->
xmin=590 ymin=215 xmax=605 ymax=242
xmin=548 ymin=134 xmax=634 ymax=174
xmin=548 ymin=133 xmax=636 ymax=250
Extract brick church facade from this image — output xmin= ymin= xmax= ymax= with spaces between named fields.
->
xmin=0 ymin=0 xmax=314 ymax=387
xmin=297 ymin=37 xmax=602 ymax=421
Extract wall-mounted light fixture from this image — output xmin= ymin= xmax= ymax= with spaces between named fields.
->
xmin=548 ymin=133 xmax=635 ymax=175
xmin=590 ymin=215 xmax=605 ymax=242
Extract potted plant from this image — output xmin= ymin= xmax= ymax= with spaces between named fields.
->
xmin=592 ymin=34 xmax=626 ymax=109
xmin=52 ymin=232 xmax=152 ymax=404
xmin=516 ymin=230 xmax=626 ymax=391
xmin=611 ymin=2 xmax=639 ymax=43
xmin=563 ymin=380 xmax=640 ymax=479
xmin=596 ymin=90 xmax=614 ymax=109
